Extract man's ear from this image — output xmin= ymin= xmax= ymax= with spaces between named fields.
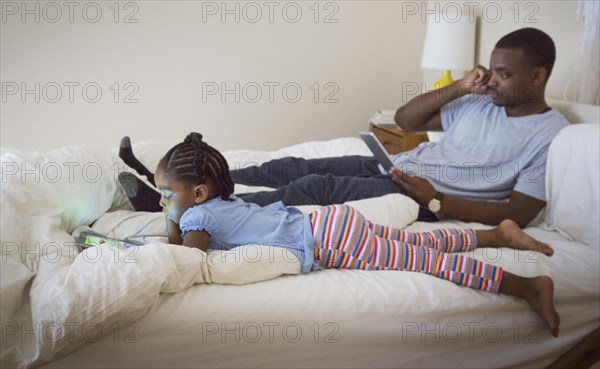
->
xmin=193 ymin=184 xmax=210 ymax=204
xmin=532 ymin=67 xmax=548 ymax=86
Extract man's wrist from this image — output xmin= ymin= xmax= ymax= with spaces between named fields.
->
xmin=451 ymin=80 xmax=475 ymax=98
xmin=427 ymin=191 xmax=444 ymax=213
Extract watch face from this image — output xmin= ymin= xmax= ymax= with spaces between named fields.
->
xmin=428 ymin=199 xmax=441 ymax=213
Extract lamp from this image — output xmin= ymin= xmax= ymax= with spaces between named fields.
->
xmin=421 ymin=12 xmax=476 ymax=89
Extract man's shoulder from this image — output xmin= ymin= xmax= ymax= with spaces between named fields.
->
xmin=546 ymin=108 xmax=571 ymax=126
xmin=532 ymin=109 xmax=570 ymax=136
xmin=442 ymin=95 xmax=494 ymax=120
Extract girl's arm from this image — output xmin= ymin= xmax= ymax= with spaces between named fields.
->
xmin=166 ymin=216 xmax=184 ymax=245
xmin=166 ymin=215 xmax=210 ymax=252
xmin=182 ymin=230 xmax=210 ymax=252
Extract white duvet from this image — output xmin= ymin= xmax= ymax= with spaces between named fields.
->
xmin=1 ymin=126 xmax=599 ymax=368
xmin=0 ymin=138 xmax=418 ymax=368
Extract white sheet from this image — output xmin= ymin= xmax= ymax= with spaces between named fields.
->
xmin=44 ymin=225 xmax=599 ymax=369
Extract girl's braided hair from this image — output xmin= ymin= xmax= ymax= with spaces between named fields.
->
xmin=158 ymin=132 xmax=234 ymax=200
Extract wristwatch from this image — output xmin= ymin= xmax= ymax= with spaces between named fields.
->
xmin=428 ymin=192 xmax=444 ymax=213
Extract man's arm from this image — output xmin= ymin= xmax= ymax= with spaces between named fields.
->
xmin=436 ymin=192 xmax=545 ymax=227
xmin=390 ymin=168 xmax=545 ymax=227
xmin=395 ymin=66 xmax=492 ymax=132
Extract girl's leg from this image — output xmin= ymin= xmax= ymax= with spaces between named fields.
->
xmin=368 ymin=219 xmax=554 ymax=256
xmin=499 ymin=272 xmax=559 ymax=337
xmin=422 ymin=247 xmax=559 ymax=336
xmin=311 ymin=205 xmax=559 ymax=335
xmin=368 ymin=223 xmax=477 ymax=253
xmin=312 ymin=205 xmax=499 ymax=287
xmin=476 ymin=219 xmax=554 ymax=256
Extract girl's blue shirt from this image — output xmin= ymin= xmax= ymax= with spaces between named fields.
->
xmin=179 ymin=195 xmax=315 ymax=272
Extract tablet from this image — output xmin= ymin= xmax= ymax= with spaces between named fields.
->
xmin=77 ymin=231 xmax=143 ymax=249
xmin=359 ymin=132 xmax=395 ymax=172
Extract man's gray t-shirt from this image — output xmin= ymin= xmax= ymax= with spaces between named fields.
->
xmin=391 ymin=95 xmax=569 ymax=201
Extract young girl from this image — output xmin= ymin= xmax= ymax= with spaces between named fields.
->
xmin=118 ymin=133 xmax=559 ymax=337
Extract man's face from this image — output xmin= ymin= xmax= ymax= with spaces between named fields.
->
xmin=487 ymin=48 xmax=541 ymax=107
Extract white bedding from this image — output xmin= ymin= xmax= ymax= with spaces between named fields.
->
xmin=1 ymin=124 xmax=599 ymax=368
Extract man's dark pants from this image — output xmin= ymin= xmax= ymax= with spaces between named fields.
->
xmin=230 ymin=156 xmax=438 ymax=222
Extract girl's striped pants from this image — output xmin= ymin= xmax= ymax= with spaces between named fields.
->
xmin=310 ymin=204 xmax=503 ymax=293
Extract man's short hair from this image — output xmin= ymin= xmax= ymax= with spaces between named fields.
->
xmin=495 ymin=28 xmax=556 ymax=80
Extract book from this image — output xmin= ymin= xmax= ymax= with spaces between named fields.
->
xmin=369 ymin=110 xmax=397 ymax=127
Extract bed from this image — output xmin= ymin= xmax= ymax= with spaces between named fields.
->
xmin=1 ymin=99 xmax=598 ymax=368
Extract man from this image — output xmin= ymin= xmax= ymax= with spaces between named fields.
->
xmin=231 ymin=28 xmax=569 ymax=227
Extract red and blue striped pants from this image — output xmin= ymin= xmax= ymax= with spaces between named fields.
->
xmin=310 ymin=205 xmax=503 ymax=293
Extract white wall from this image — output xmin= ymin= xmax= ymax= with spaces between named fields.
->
xmin=0 ymin=1 xmax=586 ymax=152
xmin=423 ymin=1 xmax=583 ymax=98
xmin=1 ymin=1 xmax=426 ymax=151
xmin=476 ymin=0 xmax=582 ymax=101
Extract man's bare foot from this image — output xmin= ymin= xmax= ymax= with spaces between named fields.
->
xmin=497 ymin=219 xmax=554 ymax=256
xmin=521 ymin=276 xmax=560 ymax=337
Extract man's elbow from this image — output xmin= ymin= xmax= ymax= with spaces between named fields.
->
xmin=394 ymin=107 xmax=411 ymax=131
xmin=513 ymin=217 xmax=533 ymax=229
xmin=510 ymin=204 xmax=546 ymax=228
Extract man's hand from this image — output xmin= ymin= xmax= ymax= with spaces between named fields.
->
xmin=459 ymin=65 xmax=493 ymax=94
xmin=389 ymin=167 xmax=436 ymax=206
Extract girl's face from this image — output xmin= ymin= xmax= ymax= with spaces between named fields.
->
xmin=155 ymin=167 xmax=207 ymax=223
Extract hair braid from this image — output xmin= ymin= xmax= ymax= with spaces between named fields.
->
xmin=158 ymin=132 xmax=234 ymax=200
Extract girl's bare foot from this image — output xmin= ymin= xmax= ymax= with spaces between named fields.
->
xmin=500 ymin=273 xmax=560 ymax=337
xmin=521 ymin=276 xmax=560 ymax=337
xmin=497 ymin=219 xmax=554 ymax=256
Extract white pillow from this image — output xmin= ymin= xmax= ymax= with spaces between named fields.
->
xmin=543 ymin=124 xmax=600 ymax=247
xmin=1 ymin=145 xmax=130 ymax=275
xmin=296 ymin=193 xmax=419 ymax=230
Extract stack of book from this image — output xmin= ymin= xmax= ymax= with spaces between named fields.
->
xmin=369 ymin=110 xmax=397 ymax=128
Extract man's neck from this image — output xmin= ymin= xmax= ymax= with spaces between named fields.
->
xmin=505 ymin=99 xmax=550 ymax=117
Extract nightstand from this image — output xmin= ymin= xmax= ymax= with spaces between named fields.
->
xmin=369 ymin=123 xmax=429 ymax=154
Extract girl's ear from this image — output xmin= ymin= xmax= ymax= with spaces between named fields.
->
xmin=193 ymin=184 xmax=210 ymax=204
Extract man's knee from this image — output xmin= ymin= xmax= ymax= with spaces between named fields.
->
xmin=291 ymin=174 xmax=332 ymax=190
